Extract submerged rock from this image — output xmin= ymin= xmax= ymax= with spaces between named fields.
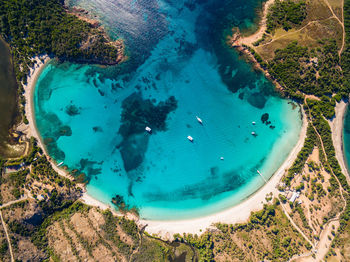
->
xmin=261 ymin=113 xmax=269 ymax=124
xmin=65 ymin=104 xmax=80 ymax=116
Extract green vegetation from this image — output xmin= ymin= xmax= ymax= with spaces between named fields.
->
xmin=268 ymin=40 xmax=345 ymax=102
xmin=341 ymin=0 xmax=350 ymax=85
xmin=266 ymin=0 xmax=307 ymax=33
xmin=305 ymin=100 xmax=350 ymax=192
xmin=101 ymin=210 xmax=137 ymax=256
xmin=211 ymin=200 xmax=310 ymax=261
xmin=8 ymin=169 xmax=28 ymax=198
xmin=0 ymin=0 xmax=123 ymax=123
xmin=0 ymin=241 xmax=8 ymax=257
xmin=284 ymin=124 xmax=316 ymax=185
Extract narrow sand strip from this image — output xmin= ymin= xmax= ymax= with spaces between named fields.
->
xmin=330 ymin=101 xmax=350 ymax=183
xmin=17 ymin=56 xmax=73 ymax=180
xmin=237 ymin=0 xmax=275 ymax=46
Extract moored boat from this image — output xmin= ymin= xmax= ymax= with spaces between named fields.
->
xmin=187 ymin=135 xmax=194 ymax=142
xmin=145 ymin=126 xmax=152 ymax=133
xmin=196 ymin=116 xmax=203 ymax=125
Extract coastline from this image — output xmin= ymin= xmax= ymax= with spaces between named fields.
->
xmin=236 ymin=0 xmax=274 ymax=47
xmin=19 ymin=58 xmax=134 ymax=216
xmin=330 ymin=101 xmax=350 ymax=183
xmin=19 ymin=0 xmax=350 ymax=241
xmin=139 ymin=110 xmax=308 ymax=239
xmin=22 ymin=53 xmax=310 ymax=239
xmin=17 ymin=56 xmax=74 ymax=181
xmin=17 ymin=0 xmax=313 ymax=239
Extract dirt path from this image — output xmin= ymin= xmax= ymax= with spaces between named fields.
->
xmin=280 ymin=202 xmax=315 ymax=248
xmin=323 ymin=0 xmax=345 ymax=56
xmin=0 ymin=210 xmax=14 ymax=262
xmin=241 ymin=0 xmax=345 ymax=60
xmin=300 ymin=100 xmax=347 ymax=261
xmin=258 ymin=16 xmax=338 ymax=48
xmin=0 ymin=195 xmax=28 ymax=209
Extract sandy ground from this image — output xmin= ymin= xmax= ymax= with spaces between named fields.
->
xmin=139 ymin=111 xmax=308 ymax=239
xmin=17 ymin=56 xmax=73 ymax=180
xmin=80 ymin=192 xmax=113 ymax=211
xmin=237 ymin=0 xmax=274 ymax=46
xmin=330 ymin=101 xmax=350 ymax=184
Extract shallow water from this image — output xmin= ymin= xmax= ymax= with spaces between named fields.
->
xmin=343 ymin=106 xmax=350 ymax=171
xmin=34 ymin=0 xmax=302 ymax=220
xmin=0 ymin=38 xmax=19 ymax=157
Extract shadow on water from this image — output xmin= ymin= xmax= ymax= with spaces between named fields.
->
xmin=195 ymin=0 xmax=275 ymax=99
xmin=0 ymin=37 xmax=21 ymax=158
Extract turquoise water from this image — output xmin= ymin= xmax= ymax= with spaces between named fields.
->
xmin=343 ymin=106 xmax=350 ymax=170
xmin=34 ymin=0 xmax=302 ymax=220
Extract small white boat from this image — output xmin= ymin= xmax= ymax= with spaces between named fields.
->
xmin=252 ymin=121 xmax=256 ymax=125
xmin=220 ymin=157 xmax=224 ymax=160
xmin=145 ymin=126 xmax=152 ymax=133
xmin=196 ymin=116 xmax=203 ymax=125
xmin=57 ymin=162 xmax=64 ymax=167
xmin=251 ymin=131 xmax=257 ymax=136
xmin=187 ymin=135 xmax=194 ymax=142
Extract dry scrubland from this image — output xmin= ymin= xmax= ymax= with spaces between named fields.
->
xmin=253 ymin=0 xmax=344 ymax=61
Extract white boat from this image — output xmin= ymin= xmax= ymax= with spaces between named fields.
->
xmin=252 ymin=121 xmax=256 ymax=125
xmin=196 ymin=116 xmax=203 ymax=125
xmin=145 ymin=126 xmax=152 ymax=133
xmin=57 ymin=162 xmax=64 ymax=167
xmin=187 ymin=135 xmax=194 ymax=142
xmin=220 ymin=157 xmax=224 ymax=160
xmin=251 ymin=131 xmax=257 ymax=136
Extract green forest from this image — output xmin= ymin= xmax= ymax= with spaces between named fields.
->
xmin=0 ymin=0 xmax=122 ymax=84
xmin=266 ymin=0 xmax=307 ymax=32
xmin=0 ymin=0 xmax=123 ymax=125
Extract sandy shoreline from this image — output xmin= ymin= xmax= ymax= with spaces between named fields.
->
xmin=139 ymin=111 xmax=308 ymax=239
xmin=22 ymin=54 xmax=310 ymax=240
xmin=18 ymin=0 xmax=349 ymax=239
xmin=20 ymin=56 xmax=131 ymax=214
xmin=330 ymin=101 xmax=350 ymax=183
xmin=17 ymin=56 xmax=74 ymax=180
xmin=237 ymin=0 xmax=274 ymax=46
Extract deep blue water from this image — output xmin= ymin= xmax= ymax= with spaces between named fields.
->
xmin=34 ymin=0 xmax=302 ymax=220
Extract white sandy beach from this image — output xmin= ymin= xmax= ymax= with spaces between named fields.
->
xmin=20 ymin=48 xmax=349 ymax=242
xmin=330 ymin=101 xmax=350 ymax=183
xmin=21 ymin=55 xmax=313 ymax=239
xmin=139 ymin=112 xmax=308 ymax=239
xmin=237 ymin=0 xmax=275 ymax=46
xmin=17 ymin=56 xmax=74 ymax=180
xmin=20 ymin=59 xmax=138 ymax=216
